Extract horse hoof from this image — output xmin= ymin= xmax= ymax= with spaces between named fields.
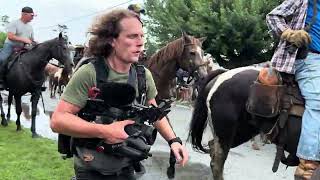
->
xmin=251 ymin=143 xmax=260 ymax=150
xmin=16 ymin=127 xmax=22 ymax=131
xmin=1 ymin=121 xmax=8 ymax=127
xmin=167 ymin=166 xmax=175 ymax=179
xmin=32 ymin=133 xmax=40 ymax=138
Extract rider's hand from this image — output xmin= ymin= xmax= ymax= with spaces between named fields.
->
xmin=99 ymin=120 xmax=135 ymax=144
xmin=24 ymin=38 xmax=33 ymax=44
xmin=170 ymin=142 xmax=189 ymax=167
xmin=281 ymin=29 xmax=311 ymax=47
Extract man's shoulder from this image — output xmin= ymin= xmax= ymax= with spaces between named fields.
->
xmin=7 ymin=19 xmax=20 ymax=26
xmin=76 ymin=62 xmax=95 ymax=74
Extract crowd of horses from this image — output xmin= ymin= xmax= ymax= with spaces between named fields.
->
xmin=0 ymin=32 xmax=305 ymax=180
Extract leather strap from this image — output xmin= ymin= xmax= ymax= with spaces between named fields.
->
xmin=168 ymin=137 xmax=182 ymax=146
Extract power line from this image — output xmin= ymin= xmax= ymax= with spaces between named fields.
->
xmin=36 ymin=0 xmax=133 ymax=31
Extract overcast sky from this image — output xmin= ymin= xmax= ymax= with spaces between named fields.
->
xmin=0 ymin=0 xmax=143 ymax=45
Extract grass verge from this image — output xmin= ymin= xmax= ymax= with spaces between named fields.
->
xmin=0 ymin=124 xmax=73 ymax=180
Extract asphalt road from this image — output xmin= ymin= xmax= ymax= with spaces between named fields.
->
xmin=1 ymin=86 xmax=295 ymax=180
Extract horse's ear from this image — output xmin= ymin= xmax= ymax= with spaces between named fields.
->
xmin=59 ymin=32 xmax=63 ymax=39
xmin=182 ymin=31 xmax=191 ymax=43
xmin=199 ymin=37 xmax=207 ymax=44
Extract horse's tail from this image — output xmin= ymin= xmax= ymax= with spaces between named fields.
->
xmin=188 ymin=68 xmax=227 ymax=153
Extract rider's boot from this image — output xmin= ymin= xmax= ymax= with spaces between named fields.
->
xmin=294 ymin=159 xmax=320 ymax=180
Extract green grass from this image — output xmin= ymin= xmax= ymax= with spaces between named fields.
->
xmin=0 ymin=124 xmax=74 ymax=180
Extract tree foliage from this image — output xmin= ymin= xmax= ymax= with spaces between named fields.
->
xmin=144 ymin=0 xmax=282 ymax=68
xmin=0 ymin=15 xmax=9 ymax=48
xmin=53 ymin=24 xmax=68 ymax=35
xmin=0 ymin=32 xmax=6 ymax=48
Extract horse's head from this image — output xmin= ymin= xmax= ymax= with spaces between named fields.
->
xmin=50 ymin=33 xmax=74 ymax=73
xmin=178 ymin=32 xmax=207 ymax=80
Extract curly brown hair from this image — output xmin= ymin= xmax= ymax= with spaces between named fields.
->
xmin=87 ymin=9 xmax=141 ymax=58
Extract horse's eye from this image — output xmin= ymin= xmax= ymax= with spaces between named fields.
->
xmin=190 ymin=51 xmax=196 ymax=55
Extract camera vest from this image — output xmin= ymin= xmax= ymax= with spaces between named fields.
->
xmin=58 ymin=56 xmax=147 ymax=162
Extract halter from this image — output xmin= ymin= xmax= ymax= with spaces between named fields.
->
xmin=20 ymin=39 xmax=68 ymax=87
xmin=179 ymin=43 xmax=208 ymax=84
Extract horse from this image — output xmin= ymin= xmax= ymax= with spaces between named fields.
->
xmin=0 ymin=33 xmax=73 ymax=138
xmin=73 ymin=45 xmax=85 ymax=67
xmin=188 ymin=66 xmax=302 ymax=180
xmin=49 ymin=65 xmax=71 ymax=98
xmin=145 ymin=32 xmax=207 ymax=100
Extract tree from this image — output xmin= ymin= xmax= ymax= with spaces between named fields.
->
xmin=0 ymin=32 xmax=6 ymax=48
xmin=53 ymin=24 xmax=68 ymax=35
xmin=0 ymin=15 xmax=9 ymax=48
xmin=144 ymin=0 xmax=282 ymax=69
xmin=1 ymin=15 xmax=9 ymax=27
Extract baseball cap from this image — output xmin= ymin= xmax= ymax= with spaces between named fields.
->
xmin=22 ymin=6 xmax=36 ymax=16
xmin=128 ymin=4 xmax=145 ymax=15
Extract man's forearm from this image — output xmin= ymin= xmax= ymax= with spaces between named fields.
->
xmin=51 ymin=111 xmax=104 ymax=138
xmin=7 ymin=33 xmax=29 ymax=44
xmin=154 ymin=117 xmax=176 ymax=142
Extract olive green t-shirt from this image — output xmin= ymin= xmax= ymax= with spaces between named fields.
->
xmin=62 ymin=62 xmax=157 ymax=108
xmin=61 ymin=61 xmax=157 ymax=173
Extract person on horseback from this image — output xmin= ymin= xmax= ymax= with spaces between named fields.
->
xmin=267 ymin=0 xmax=320 ymax=179
xmin=0 ymin=7 xmax=36 ymax=90
xmin=128 ymin=4 xmax=145 ymax=17
xmin=50 ymin=9 xmax=188 ymax=179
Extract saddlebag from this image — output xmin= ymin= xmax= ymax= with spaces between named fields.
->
xmin=246 ymin=81 xmax=285 ymax=118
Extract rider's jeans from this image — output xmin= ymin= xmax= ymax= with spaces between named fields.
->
xmin=0 ymin=43 xmax=13 ymax=63
xmin=295 ymin=52 xmax=320 ymax=161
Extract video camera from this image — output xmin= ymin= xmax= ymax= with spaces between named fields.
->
xmin=76 ymin=82 xmax=172 ymax=161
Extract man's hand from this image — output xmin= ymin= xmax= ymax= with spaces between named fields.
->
xmin=281 ymin=29 xmax=311 ymax=47
xmin=100 ymin=120 xmax=135 ymax=144
xmin=23 ymin=38 xmax=33 ymax=44
xmin=170 ymin=142 xmax=189 ymax=167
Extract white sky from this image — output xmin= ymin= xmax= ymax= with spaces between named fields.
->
xmin=0 ymin=0 xmax=143 ymax=45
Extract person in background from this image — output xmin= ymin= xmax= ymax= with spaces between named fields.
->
xmin=0 ymin=6 xmax=35 ymax=90
xmin=266 ymin=0 xmax=320 ymax=179
xmin=128 ymin=4 xmax=145 ymax=17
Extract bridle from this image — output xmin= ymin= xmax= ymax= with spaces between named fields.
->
xmin=179 ymin=43 xmax=208 ymax=84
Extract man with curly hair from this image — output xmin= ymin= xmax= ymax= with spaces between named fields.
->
xmin=50 ymin=9 xmax=188 ymax=179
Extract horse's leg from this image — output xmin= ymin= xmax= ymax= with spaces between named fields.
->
xmin=31 ymin=90 xmax=41 ymax=138
xmin=6 ymin=92 xmax=13 ymax=122
xmin=209 ymin=133 xmax=233 ymax=180
xmin=208 ymin=111 xmax=237 ymax=180
xmin=0 ymin=93 xmax=7 ymax=126
xmin=53 ymin=83 xmax=57 ymax=98
xmin=250 ymin=136 xmax=261 ymax=150
xmin=14 ymin=96 xmax=22 ymax=131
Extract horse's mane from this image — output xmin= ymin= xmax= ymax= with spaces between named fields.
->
xmin=148 ymin=35 xmax=205 ymax=69
xmin=147 ymin=38 xmax=184 ymax=68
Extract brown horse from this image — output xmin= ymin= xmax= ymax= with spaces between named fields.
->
xmin=144 ymin=32 xmax=207 ymax=178
xmin=48 ymin=66 xmax=71 ymax=98
xmin=145 ymin=32 xmax=207 ymax=100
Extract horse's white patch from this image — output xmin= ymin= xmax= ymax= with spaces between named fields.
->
xmin=197 ymin=46 xmax=203 ymax=58
xmin=206 ymin=66 xmax=261 ymax=132
xmin=54 ymin=68 xmax=63 ymax=80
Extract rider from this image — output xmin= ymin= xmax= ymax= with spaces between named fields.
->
xmin=0 ymin=6 xmax=35 ymax=90
xmin=128 ymin=4 xmax=145 ymax=16
xmin=266 ymin=0 xmax=320 ymax=179
xmin=50 ymin=9 xmax=188 ymax=179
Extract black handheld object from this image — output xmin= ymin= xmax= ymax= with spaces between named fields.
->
xmin=99 ymin=82 xmax=136 ymax=107
xmin=78 ymin=82 xmax=173 ymax=161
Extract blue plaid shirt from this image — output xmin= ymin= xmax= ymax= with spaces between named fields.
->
xmin=266 ymin=0 xmax=308 ymax=74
